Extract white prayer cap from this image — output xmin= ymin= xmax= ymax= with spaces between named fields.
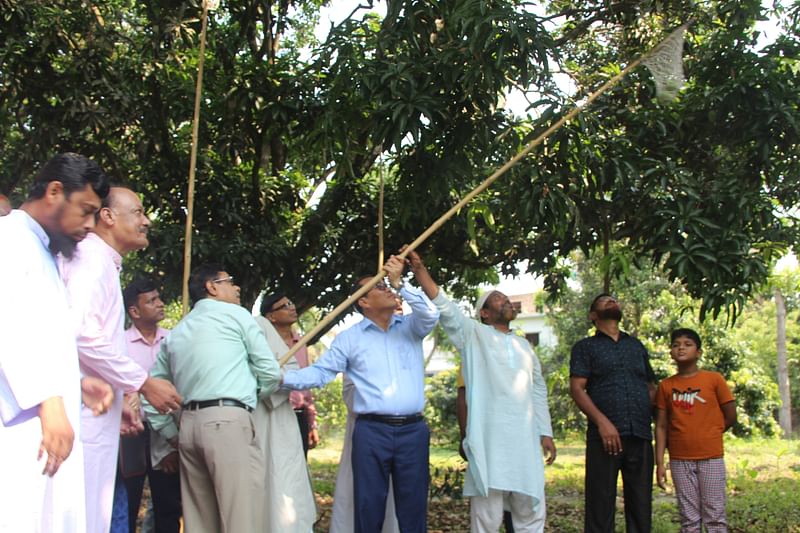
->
xmin=475 ymin=290 xmax=496 ymax=318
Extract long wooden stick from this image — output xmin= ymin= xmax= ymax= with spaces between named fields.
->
xmin=181 ymin=0 xmax=211 ymax=315
xmin=279 ymin=25 xmax=683 ymax=366
xmin=377 ymin=165 xmax=385 ymax=272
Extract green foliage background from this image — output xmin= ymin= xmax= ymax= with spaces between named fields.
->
xmin=310 ymin=377 xmax=348 ymax=438
xmin=0 ymin=0 xmax=798 ymax=331
xmin=1 ymin=0 xmax=797 ymax=445
xmin=541 ymin=249 xmax=788 ymax=438
xmin=424 ymin=369 xmax=462 ymax=446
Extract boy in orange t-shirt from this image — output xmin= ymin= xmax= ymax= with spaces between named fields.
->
xmin=655 ymin=328 xmax=737 ymax=533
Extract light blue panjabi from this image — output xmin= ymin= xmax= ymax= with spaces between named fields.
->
xmin=432 ymin=292 xmax=553 ymax=505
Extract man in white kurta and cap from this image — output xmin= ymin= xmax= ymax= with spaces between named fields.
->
xmin=406 ymin=247 xmax=556 ymax=533
xmin=254 ymin=293 xmax=317 ymax=532
xmin=0 ymin=152 xmax=114 ymax=532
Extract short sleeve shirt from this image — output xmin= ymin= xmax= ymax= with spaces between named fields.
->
xmin=655 ymin=370 xmax=734 ymax=459
xmin=570 ymin=331 xmax=656 ymax=441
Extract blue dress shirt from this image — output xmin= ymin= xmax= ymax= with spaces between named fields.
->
xmin=282 ymin=286 xmax=439 ymax=416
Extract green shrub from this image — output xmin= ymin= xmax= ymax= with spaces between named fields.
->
xmin=538 ymin=346 xmax=586 ymax=436
xmin=312 ymin=377 xmax=348 ymax=440
xmin=424 ymin=369 xmax=461 ymax=447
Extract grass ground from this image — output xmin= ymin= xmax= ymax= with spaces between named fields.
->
xmin=307 ymin=435 xmax=800 ymax=532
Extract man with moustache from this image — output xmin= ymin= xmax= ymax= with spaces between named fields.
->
xmin=145 ymin=263 xmax=281 ymax=533
xmin=60 ymin=186 xmax=182 ymax=533
xmin=569 ymin=294 xmax=657 ymax=533
xmin=328 ymin=295 xmax=406 ymax=533
xmin=407 ymin=249 xmax=556 ymax=533
xmin=282 ymin=256 xmax=439 ymax=533
xmin=0 ymin=152 xmax=114 ymax=532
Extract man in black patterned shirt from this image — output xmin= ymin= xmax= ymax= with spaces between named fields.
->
xmin=569 ymin=293 xmax=656 ymax=533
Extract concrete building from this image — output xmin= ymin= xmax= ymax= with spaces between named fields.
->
xmin=508 ymin=292 xmax=557 ymax=349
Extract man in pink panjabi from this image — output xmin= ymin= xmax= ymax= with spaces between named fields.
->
xmin=60 ymin=186 xmax=182 ymax=533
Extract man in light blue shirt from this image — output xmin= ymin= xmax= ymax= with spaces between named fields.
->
xmin=282 ymin=255 xmax=439 ymax=533
xmin=146 ymin=263 xmax=281 ymax=533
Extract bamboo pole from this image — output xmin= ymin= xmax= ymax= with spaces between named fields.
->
xmin=278 ymin=25 xmax=684 ymax=366
xmin=180 ymin=0 xmax=212 ymax=315
xmin=377 ymin=166 xmax=385 ymax=272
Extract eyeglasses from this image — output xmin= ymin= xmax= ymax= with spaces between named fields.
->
xmin=212 ymin=276 xmax=235 ymax=285
xmin=372 ymin=282 xmax=391 ymax=292
xmin=270 ymin=300 xmax=296 ymax=312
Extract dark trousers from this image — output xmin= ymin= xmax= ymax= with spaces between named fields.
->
xmin=123 ymin=427 xmax=182 ymax=533
xmin=295 ymin=407 xmax=310 ymax=458
xmin=584 ymin=436 xmax=653 ymax=533
xmin=503 ymin=511 xmax=515 ymax=532
xmin=352 ymin=418 xmax=429 ymax=533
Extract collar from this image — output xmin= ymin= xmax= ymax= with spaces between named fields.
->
xmin=13 ymin=210 xmax=51 ymax=252
xmin=479 ymin=321 xmax=517 ymax=336
xmin=594 ymin=329 xmax=629 ymax=341
xmin=193 ymin=298 xmax=234 ymax=311
xmin=126 ymin=325 xmax=169 ymax=346
xmin=357 ymin=313 xmax=402 ymax=332
xmin=84 ymin=232 xmax=123 ymax=271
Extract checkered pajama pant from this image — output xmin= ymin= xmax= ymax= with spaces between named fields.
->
xmin=670 ymin=458 xmax=728 ymax=533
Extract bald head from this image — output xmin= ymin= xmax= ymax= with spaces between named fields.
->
xmin=95 ymin=187 xmax=151 ymax=255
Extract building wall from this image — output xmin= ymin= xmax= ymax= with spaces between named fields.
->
xmin=509 ymin=293 xmax=557 ymax=349
xmin=510 ymin=313 xmax=557 ymax=349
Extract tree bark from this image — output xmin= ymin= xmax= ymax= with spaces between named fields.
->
xmin=775 ymin=288 xmax=791 ymax=438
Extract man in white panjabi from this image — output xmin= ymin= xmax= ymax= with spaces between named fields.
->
xmin=408 ymin=248 xmax=557 ymax=533
xmin=0 ymin=153 xmax=113 ymax=532
xmin=254 ymin=294 xmax=317 ymax=532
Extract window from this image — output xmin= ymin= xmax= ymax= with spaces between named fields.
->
xmin=525 ymin=332 xmax=540 ymax=347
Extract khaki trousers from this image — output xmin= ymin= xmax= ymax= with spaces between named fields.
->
xmin=178 ymin=406 xmax=265 ymax=533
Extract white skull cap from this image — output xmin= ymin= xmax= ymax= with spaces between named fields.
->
xmin=474 ymin=290 xmax=496 ymax=318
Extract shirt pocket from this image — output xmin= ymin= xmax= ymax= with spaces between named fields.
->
xmin=398 ymin=346 xmax=419 ymax=371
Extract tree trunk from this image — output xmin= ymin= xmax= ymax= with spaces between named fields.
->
xmin=775 ymin=288 xmax=791 ymax=438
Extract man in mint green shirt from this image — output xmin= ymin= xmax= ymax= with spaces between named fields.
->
xmin=145 ymin=263 xmax=280 ymax=533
